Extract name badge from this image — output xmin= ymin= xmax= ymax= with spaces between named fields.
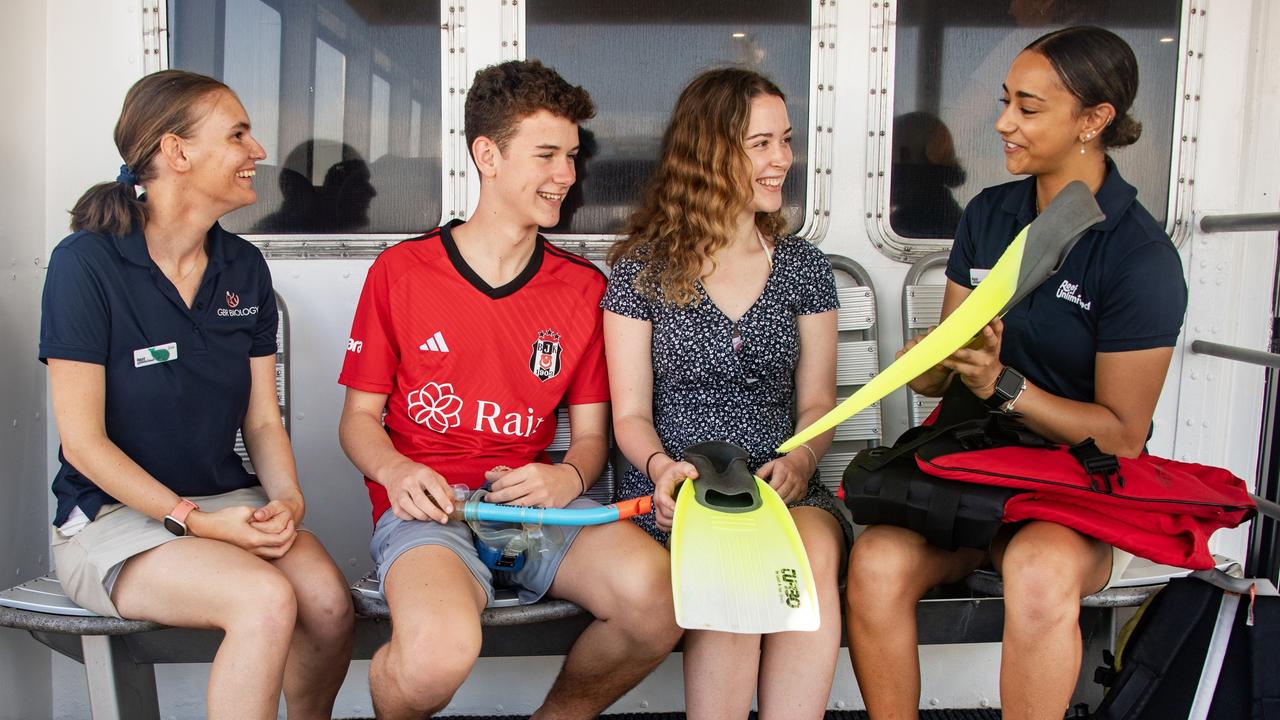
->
xmin=133 ymin=341 xmax=178 ymax=368
xmin=970 ymin=268 xmax=991 ymax=285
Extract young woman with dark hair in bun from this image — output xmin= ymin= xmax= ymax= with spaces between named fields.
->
xmin=43 ymin=70 xmax=352 ymax=720
xmin=845 ymin=26 xmax=1186 ymax=719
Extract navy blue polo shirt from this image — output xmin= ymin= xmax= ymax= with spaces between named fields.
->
xmin=40 ymin=223 xmax=277 ymax=526
xmin=945 ymin=159 xmax=1187 ymax=403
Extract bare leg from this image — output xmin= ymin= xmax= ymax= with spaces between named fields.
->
xmin=683 ymin=629 xmax=762 ymax=720
xmin=533 ymin=521 xmax=682 ymax=719
xmin=270 ymin=531 xmax=355 ymax=720
xmin=844 ymin=525 xmax=984 ymax=720
xmin=993 ymin=522 xmax=1111 ymax=720
xmin=369 ymin=545 xmax=488 ymax=720
xmin=112 ymin=538 xmax=298 ymax=720
xmin=756 ymin=507 xmax=846 ymax=720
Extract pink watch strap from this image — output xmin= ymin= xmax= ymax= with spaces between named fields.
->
xmin=169 ymin=498 xmax=199 ymax=524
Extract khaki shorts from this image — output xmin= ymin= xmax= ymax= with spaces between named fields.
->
xmin=51 ymin=486 xmax=268 ymax=618
xmin=1104 ymin=547 xmax=1135 ymax=591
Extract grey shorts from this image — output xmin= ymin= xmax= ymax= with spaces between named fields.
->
xmin=370 ymin=496 xmax=599 ymax=607
xmin=50 ymin=486 xmax=270 ymax=618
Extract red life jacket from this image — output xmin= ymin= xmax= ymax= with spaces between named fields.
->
xmin=843 ymin=407 xmax=1255 ymax=569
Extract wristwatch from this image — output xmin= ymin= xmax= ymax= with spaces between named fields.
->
xmin=163 ymin=498 xmax=200 ymax=536
xmin=985 ymin=366 xmax=1027 ymax=413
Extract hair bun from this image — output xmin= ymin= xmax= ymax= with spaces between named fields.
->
xmin=1104 ymin=114 xmax=1142 ymax=148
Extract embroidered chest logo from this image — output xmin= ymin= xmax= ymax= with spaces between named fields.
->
xmin=529 ymin=329 xmax=563 ymax=382
xmin=217 ymin=289 xmax=259 ymax=317
xmin=1054 ymin=280 xmax=1092 ymax=311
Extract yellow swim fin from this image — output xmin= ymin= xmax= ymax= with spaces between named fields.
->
xmin=669 ymin=442 xmax=820 ymax=634
xmin=779 ymin=181 xmax=1104 ymax=452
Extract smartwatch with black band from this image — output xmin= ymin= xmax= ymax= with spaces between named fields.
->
xmin=985 ymin=366 xmax=1027 ymax=413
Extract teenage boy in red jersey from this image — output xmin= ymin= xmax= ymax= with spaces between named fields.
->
xmin=338 ymin=60 xmax=680 ymax=720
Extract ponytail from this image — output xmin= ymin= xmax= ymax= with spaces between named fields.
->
xmin=69 ymin=179 xmax=147 ymax=236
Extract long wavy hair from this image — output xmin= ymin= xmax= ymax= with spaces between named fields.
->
xmin=608 ymin=68 xmax=789 ymax=306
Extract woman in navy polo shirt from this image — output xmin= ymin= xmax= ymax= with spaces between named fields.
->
xmin=844 ymin=27 xmax=1187 ymax=718
xmin=40 ymin=71 xmax=352 ymax=720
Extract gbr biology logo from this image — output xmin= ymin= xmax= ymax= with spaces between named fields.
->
xmin=217 ymin=290 xmax=259 ymax=317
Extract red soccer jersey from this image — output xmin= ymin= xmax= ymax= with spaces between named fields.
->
xmin=339 ymin=221 xmax=610 ymax=525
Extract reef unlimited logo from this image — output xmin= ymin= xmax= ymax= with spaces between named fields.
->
xmin=218 ymin=290 xmax=259 ymax=317
xmin=775 ymin=567 xmax=802 ymax=609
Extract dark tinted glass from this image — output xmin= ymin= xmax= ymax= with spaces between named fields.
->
xmin=169 ymin=0 xmax=442 ymax=234
xmin=890 ymin=1 xmax=1182 ymax=239
xmin=527 ymin=0 xmax=811 ymax=234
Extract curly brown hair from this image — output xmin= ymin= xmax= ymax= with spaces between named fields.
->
xmin=608 ymin=68 xmax=789 ymax=307
xmin=465 ymin=59 xmax=595 ymax=163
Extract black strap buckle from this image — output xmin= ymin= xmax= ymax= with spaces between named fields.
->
xmin=1069 ymin=438 xmax=1123 ymax=492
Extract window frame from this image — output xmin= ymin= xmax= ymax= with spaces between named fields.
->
xmin=863 ymin=0 xmax=1207 ymax=262
xmin=514 ymin=0 xmax=839 ymax=260
xmin=153 ymin=0 xmax=457 ymax=259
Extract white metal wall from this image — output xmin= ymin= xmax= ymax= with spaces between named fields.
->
xmin=0 ymin=0 xmax=53 ymax=717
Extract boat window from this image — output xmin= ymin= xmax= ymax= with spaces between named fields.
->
xmin=167 ymin=0 xmax=443 ymax=235
xmin=879 ymin=1 xmax=1184 ymax=248
xmin=525 ymin=0 xmax=814 ymax=237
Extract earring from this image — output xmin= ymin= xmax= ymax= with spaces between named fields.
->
xmin=1080 ymin=131 xmax=1094 ymax=155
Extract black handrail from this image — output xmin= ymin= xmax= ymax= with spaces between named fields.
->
xmin=1199 ymin=212 xmax=1280 ymax=234
xmin=1190 ymin=340 xmax=1280 ymax=369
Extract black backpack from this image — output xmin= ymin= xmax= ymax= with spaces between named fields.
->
xmin=1090 ymin=572 xmax=1280 ymax=719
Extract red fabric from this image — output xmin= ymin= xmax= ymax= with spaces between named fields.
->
xmin=918 ymin=448 xmax=1254 ymax=569
xmin=339 ymin=227 xmax=610 ymax=525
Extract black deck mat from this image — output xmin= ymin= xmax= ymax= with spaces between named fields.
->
xmin=413 ymin=711 xmax=1004 ymax=719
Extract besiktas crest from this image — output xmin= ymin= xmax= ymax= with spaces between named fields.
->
xmin=529 ymin=329 xmax=563 ymax=382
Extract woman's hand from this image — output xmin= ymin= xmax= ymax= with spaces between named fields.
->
xmin=901 ymin=326 xmax=953 ymax=396
xmin=650 ymin=455 xmax=699 ymax=533
xmin=757 ymin=451 xmax=813 ymax=505
xmin=187 ymin=505 xmax=298 ymax=559
xmin=250 ymin=498 xmax=301 ymax=535
xmin=941 ymin=317 xmax=1005 ymax=401
xmin=485 ymin=463 xmax=581 ymax=508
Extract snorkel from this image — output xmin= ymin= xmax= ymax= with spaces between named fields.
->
xmin=448 ymin=484 xmax=654 ymax=572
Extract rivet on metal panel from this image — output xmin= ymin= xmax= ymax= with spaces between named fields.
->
xmin=878 ymin=171 xmax=884 ymax=176
xmin=881 ymin=88 xmax=888 ymax=94
xmin=824 ymin=211 xmax=831 ymax=217
xmin=871 ymin=47 xmax=878 ymax=53
xmin=869 ymin=89 xmax=876 ymax=95
xmin=819 ymin=83 xmax=826 ymax=90
xmin=502 ymin=41 xmax=508 ymax=47
xmin=826 ymin=169 xmax=832 ymax=175
xmin=879 ymin=130 xmax=885 ymax=136
xmin=866 ymin=212 xmax=873 ymax=219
